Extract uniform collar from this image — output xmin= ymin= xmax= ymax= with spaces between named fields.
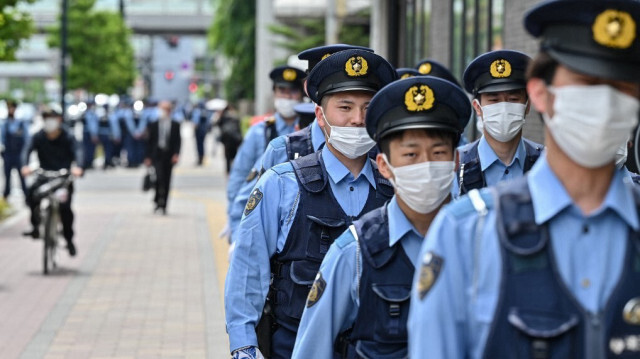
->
xmin=387 ymin=196 xmax=422 ymax=247
xmin=322 ymin=145 xmax=376 ymax=188
xmin=274 ymin=112 xmax=298 ymax=133
xmin=310 ymin=119 xmax=326 ymax=151
xmin=528 ymin=154 xmax=639 ymax=230
xmin=478 ymin=135 xmax=527 ymax=171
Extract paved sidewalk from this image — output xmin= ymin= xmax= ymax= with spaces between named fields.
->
xmin=0 ymin=123 xmax=231 ymax=358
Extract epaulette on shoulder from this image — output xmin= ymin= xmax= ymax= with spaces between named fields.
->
xmin=335 ymin=231 xmax=357 ymax=249
xmin=265 ymin=116 xmax=276 ymax=126
xmin=445 ymin=188 xmax=495 ymax=220
xmin=270 ymin=161 xmax=295 ymax=176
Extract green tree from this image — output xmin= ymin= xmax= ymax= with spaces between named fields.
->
xmin=48 ymin=0 xmax=135 ymax=94
xmin=0 ymin=0 xmax=36 ymax=61
xmin=268 ymin=10 xmax=371 ymax=63
xmin=209 ymin=0 xmax=256 ymax=102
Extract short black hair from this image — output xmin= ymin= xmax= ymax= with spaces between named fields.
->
xmin=378 ymin=128 xmax=458 ymax=159
xmin=526 ymin=51 xmax=559 ymax=85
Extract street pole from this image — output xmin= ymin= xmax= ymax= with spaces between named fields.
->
xmin=119 ymin=0 xmax=125 ymax=18
xmin=60 ymin=0 xmax=68 ymax=119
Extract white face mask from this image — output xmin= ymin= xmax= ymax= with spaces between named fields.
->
xmin=544 ymin=85 xmax=639 ymax=168
xmin=476 ymin=115 xmax=484 ymax=134
xmin=43 ymin=118 xmax=60 ymax=133
xmin=274 ymin=98 xmax=299 ymax=118
xmin=383 ymin=154 xmax=455 ymax=214
xmin=615 ymin=139 xmax=629 ymax=170
xmin=475 ymin=99 xmax=527 ymax=142
xmin=320 ymin=107 xmax=375 ymax=159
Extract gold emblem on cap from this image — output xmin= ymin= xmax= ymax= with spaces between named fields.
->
xmin=345 ymin=56 xmax=368 ymax=77
xmin=405 ymin=84 xmax=435 ymax=112
xmin=283 ymin=69 xmax=297 ymax=81
xmin=593 ymin=9 xmax=636 ymax=49
xmin=322 ymin=53 xmax=332 ymax=60
xmin=418 ymin=63 xmax=432 ymax=74
xmin=623 ymin=297 xmax=640 ymax=325
xmin=490 ymin=59 xmax=512 ymax=78
xmin=400 ymin=73 xmax=413 ymax=79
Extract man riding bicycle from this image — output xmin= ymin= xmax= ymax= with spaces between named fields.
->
xmin=21 ymin=106 xmax=83 ymax=256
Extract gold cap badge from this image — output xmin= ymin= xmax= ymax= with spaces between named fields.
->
xmin=405 ymin=85 xmax=435 ymax=112
xmin=593 ymin=9 xmax=636 ymax=49
xmin=400 ymin=73 xmax=413 ymax=79
xmin=623 ymin=297 xmax=640 ymax=325
xmin=345 ymin=56 xmax=369 ymax=77
xmin=490 ymin=59 xmax=512 ymax=78
xmin=418 ymin=63 xmax=432 ymax=75
xmin=322 ymin=53 xmax=332 ymax=60
xmin=283 ymin=69 xmax=297 ymax=81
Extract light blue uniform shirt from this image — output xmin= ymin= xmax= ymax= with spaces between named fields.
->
xmin=191 ymin=107 xmax=211 ymax=127
xmin=114 ymin=107 xmax=135 ymax=134
xmin=453 ymin=136 xmax=528 ymax=197
xmin=408 ymin=154 xmax=639 ymax=359
xmin=83 ymin=110 xmax=99 ymax=137
xmin=1 ymin=117 xmax=29 ymax=148
xmin=228 ymin=120 xmax=325 ymax=239
xmin=292 ymin=196 xmax=423 ymax=359
xmin=225 ymin=145 xmax=376 ymax=352
xmin=105 ymin=112 xmax=122 ymax=139
xmin=226 ymin=113 xmax=298 ymax=214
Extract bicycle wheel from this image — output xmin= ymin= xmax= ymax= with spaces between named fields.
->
xmin=43 ymin=207 xmax=56 ymax=275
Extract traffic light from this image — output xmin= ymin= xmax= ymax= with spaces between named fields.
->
xmin=189 ymin=82 xmax=198 ymax=93
xmin=164 ymin=70 xmax=175 ymax=81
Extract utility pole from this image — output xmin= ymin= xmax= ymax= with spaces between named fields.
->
xmin=119 ymin=0 xmax=125 ymax=18
xmin=60 ymin=0 xmax=68 ymax=119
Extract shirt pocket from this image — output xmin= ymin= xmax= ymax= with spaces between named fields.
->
xmin=305 ymin=215 xmax=346 ymax=260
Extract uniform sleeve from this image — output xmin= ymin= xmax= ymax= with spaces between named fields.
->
xmin=226 ymin=125 xmax=262 ymax=209
xmin=292 ymin=232 xmax=360 ymax=359
xmin=224 ymin=168 xmax=287 ymax=352
xmin=87 ymin=113 xmax=99 ymax=136
xmin=260 ymin=136 xmax=287 ymax=171
xmin=229 ymin=174 xmax=259 ymax=240
xmin=20 ymin=134 xmax=35 ymax=167
xmin=125 ymin=109 xmax=136 ymax=133
xmin=408 ymin=210 xmax=469 ymax=359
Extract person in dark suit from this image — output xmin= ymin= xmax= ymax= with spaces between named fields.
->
xmin=144 ymin=100 xmax=181 ymax=215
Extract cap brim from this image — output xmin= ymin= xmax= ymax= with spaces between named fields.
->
xmin=477 ymin=82 xmax=526 ymax=94
xmin=547 ymin=48 xmax=640 ymax=82
xmin=274 ymin=81 xmax=302 ymax=89
xmin=377 ymin=121 xmax=459 ymax=141
xmin=323 ymin=86 xmax=378 ymax=97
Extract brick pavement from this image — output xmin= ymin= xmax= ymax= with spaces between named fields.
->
xmin=0 ymin=123 xmax=231 ymax=358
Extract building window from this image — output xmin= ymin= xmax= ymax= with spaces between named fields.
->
xmin=450 ymin=0 xmax=504 ymax=78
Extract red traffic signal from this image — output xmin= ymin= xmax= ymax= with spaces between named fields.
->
xmin=189 ymin=82 xmax=198 ymax=93
xmin=164 ymin=70 xmax=175 ymax=81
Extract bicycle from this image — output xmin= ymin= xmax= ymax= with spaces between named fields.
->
xmin=31 ymin=169 xmax=74 ymax=275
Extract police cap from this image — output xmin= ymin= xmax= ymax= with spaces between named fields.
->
xmin=366 ymin=76 xmax=472 ymax=142
xmin=294 ymin=102 xmax=316 ymax=129
xmin=415 ymin=59 xmax=462 ymax=88
xmin=463 ymin=50 xmax=531 ymax=95
xmin=306 ymin=49 xmax=397 ymax=104
xmin=525 ymin=0 xmax=640 ymax=81
xmin=269 ymin=66 xmax=305 ymax=90
xmin=396 ymin=68 xmax=422 ymax=79
xmin=298 ymin=44 xmax=373 ymax=73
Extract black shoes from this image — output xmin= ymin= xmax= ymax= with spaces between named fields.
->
xmin=22 ymin=228 xmax=40 ymax=239
xmin=154 ymin=205 xmax=167 ymax=215
xmin=67 ymin=241 xmax=77 ymax=257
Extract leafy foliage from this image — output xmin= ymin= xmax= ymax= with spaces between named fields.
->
xmin=209 ymin=0 xmax=256 ymax=102
xmin=0 ymin=0 xmax=36 ymax=61
xmin=48 ymin=0 xmax=135 ymax=94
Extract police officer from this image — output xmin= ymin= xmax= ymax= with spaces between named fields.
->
xmin=396 ymin=67 xmax=422 ymax=79
xmin=1 ymin=100 xmax=29 ymax=198
xmin=80 ymin=100 xmax=99 ymax=170
xmin=225 ymin=65 xmax=305 ymax=216
xmin=191 ymin=100 xmax=211 ymax=166
xmin=98 ymin=104 xmax=121 ymax=169
xmin=414 ymin=59 xmax=471 ymax=146
xmin=408 ymin=1 xmax=640 ymax=358
xmin=227 ymin=44 xmax=372 ymax=244
xmin=225 ymin=49 xmax=397 ymax=359
xmin=292 ymin=76 xmax=471 ymax=359
xmin=455 ymin=50 xmax=543 ymax=196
